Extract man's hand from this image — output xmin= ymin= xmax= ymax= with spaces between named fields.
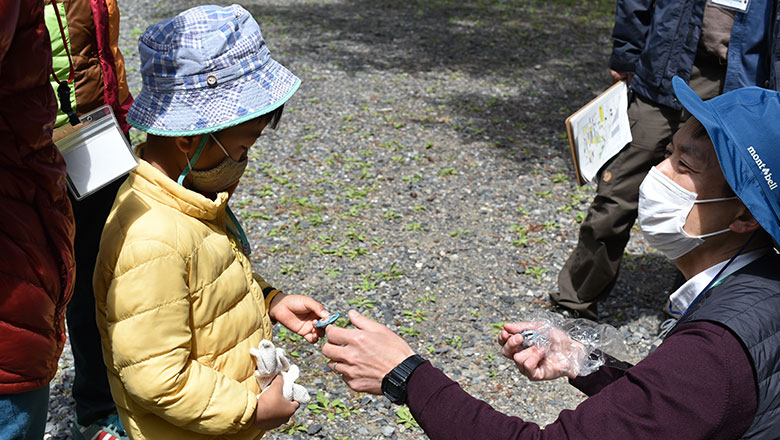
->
xmin=253 ymin=375 xmax=299 ymax=430
xmin=498 ymin=322 xmax=585 ymax=381
xmin=321 ymin=310 xmax=415 ymax=395
xmin=268 ymin=293 xmax=328 ymax=343
xmin=609 ymin=69 xmax=633 ymax=85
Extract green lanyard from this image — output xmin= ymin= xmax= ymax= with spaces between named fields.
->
xmin=226 ymin=206 xmax=251 ymax=256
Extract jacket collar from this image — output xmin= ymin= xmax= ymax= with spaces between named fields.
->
xmin=130 ymin=143 xmax=230 ymax=222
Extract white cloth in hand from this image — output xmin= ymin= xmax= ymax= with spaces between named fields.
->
xmin=250 ymin=339 xmax=310 ymax=404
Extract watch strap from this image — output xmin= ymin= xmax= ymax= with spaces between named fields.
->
xmin=382 ymin=354 xmax=426 ymax=404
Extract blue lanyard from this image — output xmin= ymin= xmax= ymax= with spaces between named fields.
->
xmin=680 ymin=230 xmax=759 ymax=318
xmin=226 ymin=206 xmax=251 ymax=256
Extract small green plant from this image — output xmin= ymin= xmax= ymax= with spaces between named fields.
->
xmin=268 ymin=245 xmax=285 ymax=254
xmin=517 ymin=206 xmax=530 ymax=216
xmin=510 ymin=224 xmax=529 ymax=247
xmin=279 ymin=264 xmax=300 ymax=275
xmin=383 ymin=208 xmax=401 ymax=220
xmin=490 ymin=322 xmax=506 ymax=334
xmin=575 ymin=211 xmax=587 ymax=223
xmin=346 ymin=230 xmax=366 ymax=242
xmin=551 ymin=173 xmax=569 ymax=183
xmin=306 ymin=392 xmax=357 ymax=420
xmin=378 ymin=262 xmax=404 ymax=280
xmin=412 ymin=205 xmax=427 ymax=212
xmin=438 ymin=167 xmax=457 ymax=177
xmin=371 ymin=237 xmax=385 ymax=247
xmin=242 ymin=211 xmax=270 ymax=220
xmin=275 ymin=326 xmax=302 ymax=343
xmin=406 ymin=222 xmax=424 ymax=231
xmin=324 ymin=267 xmax=341 ymax=278
xmin=526 ymin=265 xmax=548 ymax=280
xmin=396 ymin=406 xmax=419 ymax=428
xmin=446 ymin=335 xmax=463 ymax=348
xmin=279 ymin=421 xmax=307 ymax=435
xmin=415 ymin=292 xmax=437 ymax=304
xmin=399 ymin=326 xmax=421 ymax=337
xmin=354 ymin=275 xmax=377 ymax=292
xmin=403 ymin=309 xmax=428 ymax=323
xmin=255 ymin=185 xmax=274 ymax=198
xmin=347 ymin=296 xmax=375 ymax=309
xmin=450 ymin=228 xmax=470 ymax=238
xmin=402 ymin=173 xmax=423 ymax=183
xmin=308 ymin=213 xmax=324 ymax=226
xmin=346 ymin=247 xmax=369 ymax=259
xmin=535 ymin=190 xmax=552 ymax=198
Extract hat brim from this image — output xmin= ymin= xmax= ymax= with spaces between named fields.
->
xmin=127 ymin=58 xmax=300 ymax=136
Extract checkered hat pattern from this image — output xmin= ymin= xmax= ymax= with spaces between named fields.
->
xmin=127 ymin=4 xmax=300 ymax=136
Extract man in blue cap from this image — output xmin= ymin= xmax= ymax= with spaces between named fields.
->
xmin=321 ymin=78 xmax=780 ymax=438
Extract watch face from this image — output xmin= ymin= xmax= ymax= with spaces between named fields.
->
xmin=382 ymin=375 xmax=405 ymax=403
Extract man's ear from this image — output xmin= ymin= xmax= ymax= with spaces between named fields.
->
xmin=174 ymin=135 xmax=204 ymax=155
xmin=729 ymin=204 xmax=761 ymax=234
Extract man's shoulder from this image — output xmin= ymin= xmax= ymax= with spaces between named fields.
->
xmin=683 ymin=252 xmax=780 ymax=344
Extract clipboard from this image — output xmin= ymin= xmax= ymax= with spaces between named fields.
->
xmin=55 ymin=105 xmax=138 ymax=200
xmin=565 ymin=81 xmax=632 ymax=186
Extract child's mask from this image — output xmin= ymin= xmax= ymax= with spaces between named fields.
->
xmin=178 ymin=133 xmax=247 ymax=193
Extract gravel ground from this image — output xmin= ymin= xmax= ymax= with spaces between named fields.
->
xmin=46 ymin=1 xmax=679 ymax=438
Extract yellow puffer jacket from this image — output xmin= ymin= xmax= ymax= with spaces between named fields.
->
xmin=94 ymin=154 xmax=278 ymax=440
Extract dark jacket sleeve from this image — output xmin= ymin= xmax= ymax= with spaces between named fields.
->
xmin=406 ymin=321 xmax=756 ymax=440
xmin=568 ymin=350 xmax=633 ymax=396
xmin=0 ymin=0 xmax=21 ymax=69
xmin=609 ymin=0 xmax=655 ymax=73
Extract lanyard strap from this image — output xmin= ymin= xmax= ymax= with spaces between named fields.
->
xmin=682 ymin=230 xmax=759 ymax=316
xmin=226 ymin=206 xmax=251 ymax=256
xmin=49 ymin=0 xmax=80 ymax=126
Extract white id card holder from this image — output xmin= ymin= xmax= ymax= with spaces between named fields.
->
xmin=710 ymin=0 xmax=749 ymax=12
xmin=55 ymin=105 xmax=138 ymax=200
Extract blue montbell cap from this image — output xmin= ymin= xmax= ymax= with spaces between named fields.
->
xmin=672 ymin=76 xmax=780 ymax=245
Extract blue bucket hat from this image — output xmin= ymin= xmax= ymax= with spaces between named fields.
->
xmin=672 ymin=76 xmax=780 ymax=245
xmin=127 ymin=4 xmax=300 ymax=136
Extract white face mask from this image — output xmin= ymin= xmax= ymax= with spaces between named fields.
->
xmin=637 ymin=167 xmax=737 ymax=260
xmin=178 ymin=133 xmax=248 ymax=193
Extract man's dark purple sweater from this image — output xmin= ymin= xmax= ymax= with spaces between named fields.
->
xmin=406 ymin=321 xmax=756 ymax=439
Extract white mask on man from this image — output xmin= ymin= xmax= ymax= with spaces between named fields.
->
xmin=637 ymin=167 xmax=737 ymax=260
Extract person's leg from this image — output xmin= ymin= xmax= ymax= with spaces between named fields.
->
xmin=554 ymin=61 xmax=726 ymax=319
xmin=66 ymin=177 xmax=125 ymax=426
xmin=0 ymin=385 xmax=49 ymax=440
xmin=554 ymin=95 xmax=682 ymax=319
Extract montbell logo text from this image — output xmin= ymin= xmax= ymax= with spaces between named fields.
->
xmin=747 ymin=146 xmax=779 ymax=190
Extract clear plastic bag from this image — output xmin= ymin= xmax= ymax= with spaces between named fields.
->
xmin=520 ymin=311 xmax=626 ymax=377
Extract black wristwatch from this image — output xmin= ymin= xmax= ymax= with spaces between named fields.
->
xmin=381 ymin=354 xmax=426 ymax=405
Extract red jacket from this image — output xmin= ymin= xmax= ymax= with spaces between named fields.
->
xmin=0 ymin=0 xmax=76 ymax=394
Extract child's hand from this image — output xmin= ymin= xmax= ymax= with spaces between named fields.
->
xmin=268 ymin=293 xmax=328 ymax=343
xmin=253 ymin=375 xmax=299 ymax=430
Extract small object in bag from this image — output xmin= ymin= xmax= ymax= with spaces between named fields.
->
xmin=521 ymin=330 xmax=547 ymax=349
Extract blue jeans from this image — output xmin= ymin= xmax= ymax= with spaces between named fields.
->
xmin=0 ymin=385 xmax=49 ymax=440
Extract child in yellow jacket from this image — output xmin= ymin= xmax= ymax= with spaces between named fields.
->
xmin=93 ymin=5 xmax=326 ymax=439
